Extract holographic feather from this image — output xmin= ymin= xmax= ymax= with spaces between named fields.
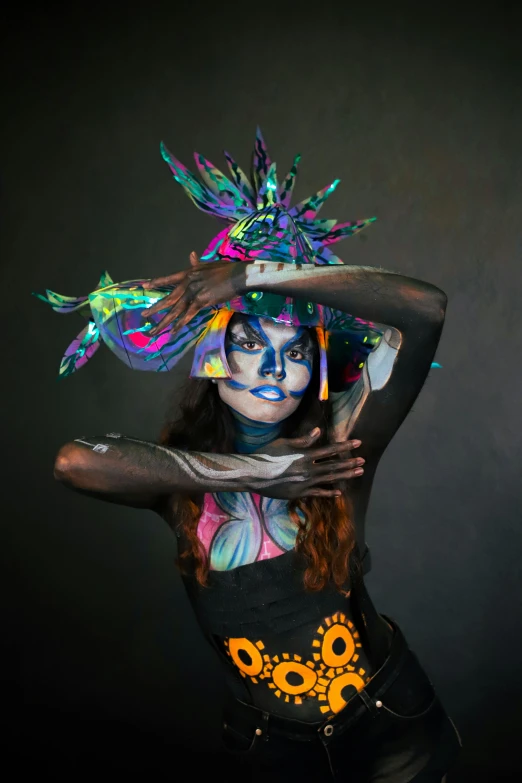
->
xmin=98 ymin=270 xmax=114 ymax=288
xmin=200 ymin=226 xmax=233 ymax=263
xmin=224 ymin=151 xmax=256 ymax=204
xmin=252 ymin=127 xmax=272 ymax=193
xmin=289 ymin=180 xmax=341 ymax=221
xmin=256 ymin=162 xmax=279 ymax=209
xmin=161 ymin=128 xmax=375 ymax=263
xmin=297 ymin=219 xmax=339 ymax=241
xmin=193 ymin=152 xmax=248 ymax=211
xmin=33 ymin=289 xmax=89 ymax=314
xmin=161 ymin=142 xmax=240 ymax=221
xmin=310 ymin=246 xmax=344 ymax=265
xmin=279 ymin=154 xmax=301 ymax=209
xmin=59 ymin=321 xmax=101 ymax=377
xmin=34 ymin=271 xmax=115 ymax=315
xmin=320 ymin=218 xmax=377 ymax=245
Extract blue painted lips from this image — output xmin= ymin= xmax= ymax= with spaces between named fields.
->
xmin=249 ymin=385 xmax=287 ymax=402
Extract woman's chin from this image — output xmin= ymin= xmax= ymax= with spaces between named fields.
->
xmin=232 ymin=399 xmax=300 ymax=424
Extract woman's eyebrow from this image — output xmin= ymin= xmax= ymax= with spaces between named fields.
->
xmin=284 ymin=331 xmax=313 ymax=352
xmin=242 ymin=320 xmax=268 ymax=344
xmin=228 ymin=320 xmax=267 ymax=345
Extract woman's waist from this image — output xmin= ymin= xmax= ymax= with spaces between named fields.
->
xmin=221 ymin=616 xmax=444 ymax=739
xmin=191 ymin=580 xmax=353 ymax=637
xmin=183 ymin=547 xmax=369 ymax=638
xmin=216 ymin=604 xmax=379 ymax=722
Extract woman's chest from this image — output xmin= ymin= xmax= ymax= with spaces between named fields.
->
xmin=197 ymin=488 xmax=372 ymax=572
xmin=197 ymin=492 xmax=302 ymax=571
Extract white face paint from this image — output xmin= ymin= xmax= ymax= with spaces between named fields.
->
xmin=217 ymin=315 xmax=315 ymax=423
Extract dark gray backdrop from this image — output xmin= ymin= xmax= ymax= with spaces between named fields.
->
xmin=3 ymin=3 xmax=522 ymax=780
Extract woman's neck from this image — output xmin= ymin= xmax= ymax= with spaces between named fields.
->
xmin=229 ymin=409 xmax=283 ymax=454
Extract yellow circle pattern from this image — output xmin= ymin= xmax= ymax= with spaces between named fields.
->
xmin=225 ymin=612 xmax=371 ymax=715
xmin=271 ymin=660 xmax=318 ymax=695
xmin=323 ymin=671 xmax=366 ymax=714
xmin=224 ymin=637 xmax=265 ymax=681
xmin=321 ymin=623 xmax=355 ymax=668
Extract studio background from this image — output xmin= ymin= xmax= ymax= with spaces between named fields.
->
xmin=3 ymin=3 xmax=521 ymax=780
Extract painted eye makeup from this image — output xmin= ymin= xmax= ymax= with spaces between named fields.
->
xmin=284 ymin=333 xmax=314 ymax=365
xmin=241 ymin=340 xmax=263 ymax=351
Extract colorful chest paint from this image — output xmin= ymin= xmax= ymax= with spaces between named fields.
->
xmin=197 ymin=492 xmax=304 ymax=571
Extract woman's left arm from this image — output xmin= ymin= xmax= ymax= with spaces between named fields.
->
xmin=146 ymin=255 xmax=446 ymax=336
xmin=243 ymin=262 xmax=447 ymax=333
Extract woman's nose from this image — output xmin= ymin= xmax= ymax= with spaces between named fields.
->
xmin=260 ymin=354 xmax=286 ymax=380
xmin=263 ymin=366 xmax=285 ymax=379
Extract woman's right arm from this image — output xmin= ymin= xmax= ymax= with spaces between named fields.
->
xmin=54 ymin=431 xmax=364 ymax=510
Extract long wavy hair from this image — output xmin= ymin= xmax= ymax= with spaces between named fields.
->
xmin=160 ymin=331 xmax=357 ymax=593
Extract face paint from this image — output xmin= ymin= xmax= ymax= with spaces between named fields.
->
xmin=217 ymin=314 xmax=314 ymax=423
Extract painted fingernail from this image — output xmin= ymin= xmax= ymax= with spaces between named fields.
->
xmin=354 ymin=468 xmax=364 ymax=475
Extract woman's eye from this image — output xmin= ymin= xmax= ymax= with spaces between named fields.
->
xmin=288 ymin=349 xmax=304 ymax=360
xmin=243 ymin=341 xmax=261 ymax=351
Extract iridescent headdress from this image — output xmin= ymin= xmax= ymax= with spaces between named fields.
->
xmin=35 ymin=129 xmax=383 ymax=398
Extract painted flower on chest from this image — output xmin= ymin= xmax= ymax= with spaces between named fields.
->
xmin=208 ymin=492 xmax=305 ymax=571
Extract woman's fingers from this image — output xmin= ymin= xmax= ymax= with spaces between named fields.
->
xmin=148 ymin=307 xmax=184 ymax=338
xmin=303 ymin=488 xmax=343 ymax=498
xmin=189 ymin=251 xmax=201 ymax=267
xmin=143 ymin=269 xmax=187 ymax=290
xmin=312 ymin=467 xmax=364 ymax=485
xmin=148 ymin=289 xmax=195 ymax=336
xmin=309 ymin=439 xmax=362 ymax=461
xmin=161 ymin=300 xmax=203 ymax=338
xmin=143 ymin=281 xmax=190 ymax=318
xmin=308 ymin=467 xmax=364 ymax=485
xmin=313 ymin=457 xmax=364 ymax=476
xmin=285 ymin=428 xmax=322 ymax=450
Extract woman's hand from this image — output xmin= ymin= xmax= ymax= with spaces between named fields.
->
xmin=253 ymin=428 xmax=365 ymax=500
xmin=143 ymin=251 xmax=248 ymax=337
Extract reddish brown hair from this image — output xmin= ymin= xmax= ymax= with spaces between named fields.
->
xmin=160 ymin=369 xmax=357 ymax=593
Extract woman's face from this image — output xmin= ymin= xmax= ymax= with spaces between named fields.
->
xmin=217 ymin=314 xmax=314 ymax=423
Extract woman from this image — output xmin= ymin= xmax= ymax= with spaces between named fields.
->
xmin=44 ymin=130 xmax=461 ymax=781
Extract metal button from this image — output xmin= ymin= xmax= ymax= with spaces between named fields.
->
xmin=375 ymin=700 xmax=383 ymax=708
xmin=255 ymin=728 xmax=263 ymax=736
xmin=324 ymin=724 xmax=334 ymax=736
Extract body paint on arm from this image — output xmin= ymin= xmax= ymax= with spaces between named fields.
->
xmin=64 ymin=434 xmax=307 ymax=493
